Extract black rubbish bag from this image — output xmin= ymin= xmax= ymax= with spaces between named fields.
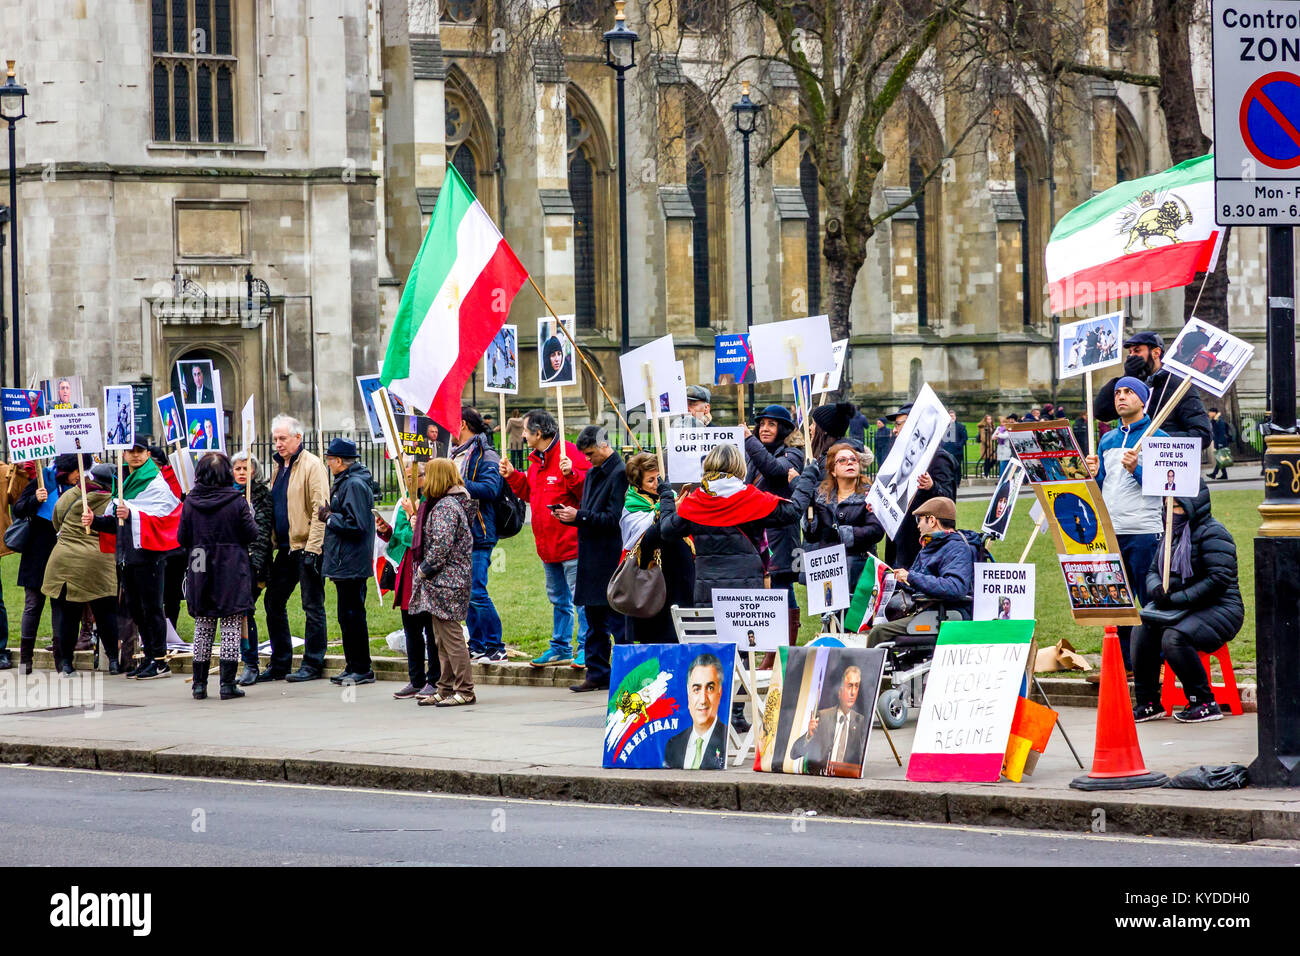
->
xmin=1164 ymin=764 xmax=1249 ymax=791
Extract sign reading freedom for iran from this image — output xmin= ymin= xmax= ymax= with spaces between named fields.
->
xmin=711 ymin=589 xmax=788 ymax=651
xmin=907 ymin=619 xmax=1035 ymax=783
xmin=973 ymin=563 xmax=1036 ymax=622
xmin=6 ymin=416 xmax=56 ymax=463
xmin=666 ymin=426 xmax=744 ymax=484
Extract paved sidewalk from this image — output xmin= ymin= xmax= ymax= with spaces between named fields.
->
xmin=1 ymin=669 xmax=1296 ymax=842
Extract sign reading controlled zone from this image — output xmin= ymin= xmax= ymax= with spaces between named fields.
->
xmin=1212 ymin=0 xmax=1300 ymax=223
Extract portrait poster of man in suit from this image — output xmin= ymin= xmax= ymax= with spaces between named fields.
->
xmin=663 ymin=653 xmax=728 ymax=770
xmin=178 ymin=359 xmax=216 ymax=406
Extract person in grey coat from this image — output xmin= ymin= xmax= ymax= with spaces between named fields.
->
xmin=318 ymin=438 xmax=376 ymax=685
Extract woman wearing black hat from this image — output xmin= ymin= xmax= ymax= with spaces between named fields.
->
xmin=744 ymin=405 xmax=805 ymax=645
xmin=12 ymin=458 xmax=74 ymax=673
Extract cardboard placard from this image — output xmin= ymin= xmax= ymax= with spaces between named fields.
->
xmin=865 ymin=383 xmax=948 ymax=538
xmin=241 ymin=395 xmax=255 ymax=453
xmin=157 ymin=394 xmax=184 ymax=445
xmin=665 ymin=425 xmax=744 ymax=484
xmin=484 ymin=324 xmax=519 ymax=394
xmin=168 ymin=447 xmax=195 ymax=494
xmin=104 ymin=385 xmax=135 ymax=451
xmin=812 ymin=339 xmax=849 ymax=394
xmin=1142 ymin=437 xmax=1202 ymax=496
xmin=1059 ymin=310 xmax=1123 ymax=379
xmin=51 ymin=408 xmax=104 ymax=455
xmin=804 ymin=544 xmax=850 ymax=615
xmin=356 ymin=374 xmax=386 ymax=441
xmin=711 ymin=589 xmax=789 ymax=651
xmin=981 ymin=461 xmax=1025 ymax=540
xmin=906 ymin=619 xmax=1035 ymax=782
xmin=1007 ymin=418 xmax=1091 ymax=483
xmin=618 ymin=334 xmax=677 ymax=412
xmin=538 ymin=314 xmax=577 ymax=388
xmin=973 ymin=563 xmax=1036 ymax=621
xmin=1 ymin=387 xmax=45 ymax=423
xmin=41 ymin=375 xmax=83 ymax=411
xmin=713 ymin=332 xmax=754 ymax=385
xmin=748 ymin=314 xmax=836 ymax=382
xmin=658 ymin=361 xmax=689 ymax=415
xmin=1060 ymin=554 xmax=1136 ymax=612
xmin=6 ymin=416 xmax=56 ymax=463
xmin=1162 ymin=317 xmax=1254 ymax=398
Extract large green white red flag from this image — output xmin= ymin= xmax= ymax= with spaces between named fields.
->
xmin=381 ymin=165 xmax=528 ymax=429
xmin=1046 ymin=154 xmax=1222 ymax=314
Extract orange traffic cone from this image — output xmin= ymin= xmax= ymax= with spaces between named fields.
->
xmin=1070 ymin=626 xmax=1168 ymax=790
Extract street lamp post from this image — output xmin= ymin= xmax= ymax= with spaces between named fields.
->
xmin=1 ymin=61 xmax=28 ymax=388
xmin=603 ymin=0 xmax=638 ymax=444
xmin=732 ymin=80 xmax=761 ymax=424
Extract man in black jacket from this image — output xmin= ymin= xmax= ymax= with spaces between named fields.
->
xmin=1094 ymin=331 xmax=1212 ymax=442
xmin=318 ymin=438 xmax=376 ymax=685
xmin=554 ymin=426 xmax=627 ymax=692
xmin=882 ymin=403 xmax=959 ymax=569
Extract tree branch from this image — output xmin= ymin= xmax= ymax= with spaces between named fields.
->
xmin=1056 ymin=60 xmax=1161 ymax=88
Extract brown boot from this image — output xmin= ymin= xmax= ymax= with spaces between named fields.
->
xmin=788 ymin=606 xmax=802 ymax=647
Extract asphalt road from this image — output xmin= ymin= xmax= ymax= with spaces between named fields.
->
xmin=3 ymin=765 xmax=1298 ymax=867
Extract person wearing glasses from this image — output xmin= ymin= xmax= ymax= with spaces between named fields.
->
xmin=802 ymin=442 xmax=885 ymax=593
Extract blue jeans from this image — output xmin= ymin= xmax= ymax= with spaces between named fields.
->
xmin=467 ymin=548 xmax=503 ymax=656
xmin=543 ymin=559 xmax=580 ymax=656
xmin=1117 ymin=532 xmax=1160 ymax=671
xmin=998 ymin=458 xmax=1012 ymax=480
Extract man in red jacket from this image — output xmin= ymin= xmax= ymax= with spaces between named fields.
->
xmin=500 ymin=409 xmax=591 ymax=666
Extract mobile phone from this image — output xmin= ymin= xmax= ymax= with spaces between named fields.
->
xmin=548 ymin=503 xmax=563 ymax=511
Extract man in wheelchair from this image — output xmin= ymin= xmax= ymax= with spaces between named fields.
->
xmin=865 ymin=496 xmax=974 ymax=647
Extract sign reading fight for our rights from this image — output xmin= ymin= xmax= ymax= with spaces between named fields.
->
xmin=6 ymin=416 xmax=56 ymax=463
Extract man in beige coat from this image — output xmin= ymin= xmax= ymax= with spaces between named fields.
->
xmin=258 ymin=414 xmax=331 ymax=682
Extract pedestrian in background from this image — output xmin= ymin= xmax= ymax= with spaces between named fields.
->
xmin=232 ymin=452 xmax=272 ymax=685
xmin=1207 ymin=407 xmax=1234 ymax=480
xmin=319 ymin=438 xmax=377 ymax=685
xmin=451 ymin=406 xmax=506 ymax=664
xmin=994 ymin=415 xmax=1013 ymax=479
xmin=977 ymin=414 xmax=996 ymax=478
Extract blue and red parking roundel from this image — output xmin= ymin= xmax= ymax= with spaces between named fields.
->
xmin=1240 ymin=71 xmax=1300 ymax=170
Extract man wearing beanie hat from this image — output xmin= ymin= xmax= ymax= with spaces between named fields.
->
xmin=1086 ymin=375 xmax=1169 ymax=673
xmin=865 ymin=496 xmax=974 ymax=647
xmin=1093 ymin=330 xmax=1210 ymax=443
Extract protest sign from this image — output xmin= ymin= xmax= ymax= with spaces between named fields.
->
xmin=157 ymin=394 xmax=184 ymax=445
xmin=6 ymin=416 xmax=56 ymax=463
xmin=1162 ymin=317 xmax=1253 ymax=398
xmin=658 ymin=361 xmax=688 ymax=415
xmin=1040 ymin=480 xmax=1110 ymax=556
xmin=973 ymin=563 xmax=1036 ymax=621
xmin=747 ymin=315 xmax=835 ymax=382
xmin=713 ymin=332 xmax=754 ymax=385
xmin=130 ymin=382 xmax=153 ymax=440
xmin=754 ymin=645 xmax=887 ymax=779
xmin=484 ymin=324 xmax=519 ymax=394
xmin=865 ymin=383 xmax=948 ymax=538
xmin=41 ymin=375 xmax=83 ymax=411
xmin=1008 ymin=419 xmax=1090 ymax=483
xmin=241 ymin=396 xmax=255 ymax=453
xmin=804 ymin=544 xmax=850 ymax=615
xmin=1142 ymin=437 xmax=1201 ymax=497
xmin=907 ymin=619 xmax=1035 ymax=782
xmin=52 ymin=408 xmax=104 ymax=454
xmin=395 ymin=414 xmax=435 ymax=461
xmin=177 ymin=359 xmax=216 ymax=406
xmin=603 ymin=643 xmax=736 ymax=770
xmin=1028 ymin=499 xmax=1045 ymax=532
xmin=812 ymin=339 xmax=849 ymax=394
xmin=711 ymin=589 xmax=788 ymax=651
xmin=185 ymin=406 xmax=222 ymax=452
xmin=538 ymin=314 xmax=577 ymax=388
xmin=981 ymin=461 xmax=1024 ymax=539
xmin=169 ymin=447 xmax=195 ymax=494
xmin=2 ymin=388 xmax=45 ymax=423
xmin=104 ymin=386 xmax=135 ymax=451
xmin=1059 ymin=310 xmax=1122 ymax=378
xmin=665 ymin=426 xmax=744 ymax=484
xmin=356 ymin=374 xmax=386 ymax=441
xmin=618 ymin=334 xmax=677 ymax=412
xmin=1060 ymin=554 xmax=1136 ymax=614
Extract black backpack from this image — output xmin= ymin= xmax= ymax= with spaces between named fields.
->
xmin=494 ymin=482 xmax=526 ymax=539
xmin=960 ymin=529 xmax=995 ymax=564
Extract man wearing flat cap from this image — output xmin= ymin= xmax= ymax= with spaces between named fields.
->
xmin=683 ymin=385 xmax=713 ymax=427
xmin=865 ymin=496 xmax=974 ymax=647
xmin=1093 ymin=330 xmax=1210 ymax=443
xmin=318 ymin=437 xmax=377 ymax=684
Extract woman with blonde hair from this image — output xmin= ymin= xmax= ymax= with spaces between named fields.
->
xmin=803 ymin=442 xmax=885 ymax=592
xmin=408 ymin=458 xmax=478 ymax=706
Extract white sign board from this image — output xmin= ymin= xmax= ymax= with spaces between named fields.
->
xmin=51 ymin=408 xmax=104 ymax=455
xmin=6 ymin=415 xmax=56 ymax=463
xmin=804 ymin=545 xmax=849 ymax=615
xmin=710 ymin=589 xmax=789 ymax=651
xmin=1058 ymin=311 xmax=1123 ymax=379
xmin=973 ymin=563 xmax=1036 ymax=622
xmin=241 ymin=395 xmax=255 ymax=453
xmin=748 ymin=315 xmax=836 ymax=383
xmin=1142 ymin=436 xmax=1202 ymax=497
xmin=103 ymin=385 xmax=135 ymax=451
xmin=661 ymin=361 xmax=689 ymax=416
xmin=1029 ymin=499 xmax=1047 ymax=535
xmin=1162 ymin=317 xmax=1254 ymax=398
xmin=1211 ymin=0 xmax=1300 ymax=223
xmin=812 ymin=339 xmax=849 ymax=394
xmin=169 ymin=447 xmax=195 ymax=494
xmin=865 ymin=383 xmax=948 ymax=538
xmin=666 ymin=426 xmax=744 ymax=484
xmin=618 ymin=334 xmax=677 ymax=412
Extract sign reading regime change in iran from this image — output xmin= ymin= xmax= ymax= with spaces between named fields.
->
xmin=6 ymin=415 xmax=56 ymax=463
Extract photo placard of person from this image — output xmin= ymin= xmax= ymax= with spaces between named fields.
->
xmin=665 ymin=426 xmax=744 ymax=485
xmin=1 ymin=387 xmax=45 ymax=423
xmin=711 ymin=589 xmax=789 ymax=651
xmin=6 ymin=415 xmax=56 ymax=464
xmin=747 ymin=315 xmax=836 ymax=383
xmin=865 ymin=383 xmax=949 ymax=539
xmin=973 ymin=563 xmax=1036 ymax=621
xmin=537 ymin=314 xmax=578 ymax=389
xmin=981 ymin=459 xmax=1025 ymax=540
xmin=804 ymin=544 xmax=850 ymax=615
xmin=356 ymin=374 xmax=386 ymax=441
xmin=41 ymin=375 xmax=83 ymax=411
xmin=1059 ymin=554 xmax=1137 ymax=616
xmin=603 ymin=644 xmax=736 ymax=770
xmin=184 ymin=406 xmax=222 ymax=454
xmin=103 ymin=385 xmax=136 ymax=452
xmin=811 ymin=338 xmax=849 ymax=397
xmin=906 ymin=619 xmax=1035 ymax=782
xmin=1161 ymin=316 xmax=1254 ymax=399
xmin=1058 ymin=310 xmax=1123 ymax=457
xmin=754 ymin=645 xmax=887 ymax=779
xmin=483 ymin=324 xmax=519 ymax=395
xmin=176 ymin=359 xmax=216 ymax=408
xmin=157 ymin=394 xmax=184 ymax=447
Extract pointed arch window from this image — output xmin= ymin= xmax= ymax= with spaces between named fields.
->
xmin=152 ymin=0 xmax=237 ymax=143
xmin=569 ymin=106 xmax=598 ymax=330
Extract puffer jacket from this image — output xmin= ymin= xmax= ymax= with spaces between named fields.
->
xmin=745 ymin=431 xmax=805 ymax=576
xmin=410 ymin=487 xmax=477 ymax=621
xmin=803 ymin=485 xmax=886 ymax=592
xmin=905 ymin=530 xmax=975 ymax=616
xmin=243 ymin=479 xmax=274 ymax=584
xmin=178 ymin=483 xmax=259 ymax=618
xmin=1143 ymin=482 xmax=1244 ymax=645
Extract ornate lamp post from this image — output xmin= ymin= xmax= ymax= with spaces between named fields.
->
xmin=602 ymin=0 xmax=638 ymax=361
xmin=1 ymin=61 xmax=28 ymax=387
xmin=732 ymin=80 xmax=762 ymax=423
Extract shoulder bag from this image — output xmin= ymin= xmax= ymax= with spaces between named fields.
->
xmin=606 ymin=534 xmax=666 ymax=618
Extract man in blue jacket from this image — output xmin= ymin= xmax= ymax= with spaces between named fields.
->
xmin=319 ymin=438 xmax=377 ymax=685
xmin=1085 ymin=376 xmax=1167 ymax=672
xmin=452 ymin=406 xmax=506 ymax=663
xmin=866 ymin=497 xmax=973 ymax=647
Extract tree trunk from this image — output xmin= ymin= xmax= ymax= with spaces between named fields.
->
xmin=821 ymin=214 xmax=870 ymax=395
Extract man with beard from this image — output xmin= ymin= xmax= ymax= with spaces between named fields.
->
xmin=1093 ymin=331 xmax=1210 ymax=443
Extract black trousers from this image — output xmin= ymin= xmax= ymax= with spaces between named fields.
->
xmin=242 ymin=583 xmax=264 ymax=667
xmin=52 ymin=593 xmax=118 ymax=665
xmin=402 ymin=609 xmax=440 ymax=689
xmin=121 ymin=557 xmax=168 ymax=661
xmin=163 ymin=551 xmax=186 ymax=627
xmin=263 ymin=549 xmax=327 ymax=674
xmin=334 ymin=577 xmax=372 ymax=674
xmin=1133 ymin=622 xmax=1228 ymax=707
xmin=580 ymin=605 xmax=626 ymax=688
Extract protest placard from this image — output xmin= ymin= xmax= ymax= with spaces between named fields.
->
xmin=1008 ymin=419 xmax=1090 ymax=483
xmin=2 ymin=388 xmax=45 ymax=423
xmin=1058 ymin=310 xmax=1122 ymax=379
xmin=6 ymin=416 xmax=56 ymax=463
xmin=130 ymin=382 xmax=153 ymax=440
xmin=711 ymin=589 xmax=788 ymax=651
xmin=1059 ymin=554 xmax=1136 ymax=614
xmin=538 ymin=314 xmax=577 ymax=388
xmin=1162 ymin=317 xmax=1253 ymax=398
xmin=665 ymin=426 xmax=744 ymax=484
xmin=812 ymin=339 xmax=848 ymax=394
xmin=659 ymin=361 xmax=688 ymax=415
xmin=981 ymin=461 xmax=1024 ymax=539
xmin=618 ymin=334 xmax=677 ymax=412
xmin=169 ymin=447 xmax=195 ymax=494
xmin=157 ymin=394 xmax=184 ymax=445
xmin=804 ymin=545 xmax=849 ymax=615
xmin=907 ymin=619 xmax=1035 ymax=782
xmin=51 ymin=408 xmax=104 ymax=455
xmin=713 ymin=332 xmax=754 ymax=385
xmin=41 ymin=375 xmax=83 ymax=411
xmin=973 ymin=563 xmax=1036 ymax=621
xmin=104 ymin=386 xmax=135 ymax=451
xmin=484 ymin=324 xmax=519 ymax=394
xmin=185 ymin=405 xmax=222 ymax=453
xmin=1142 ymin=437 xmax=1201 ymax=497
xmin=241 ymin=396 xmax=255 ymax=453
xmin=747 ymin=315 xmax=835 ymax=382
xmin=865 ymin=383 xmax=948 ymax=538
xmin=356 ymin=374 xmax=386 ymax=440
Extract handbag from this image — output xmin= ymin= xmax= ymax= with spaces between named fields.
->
xmin=1139 ymin=604 xmax=1190 ymax=627
xmin=606 ymin=536 xmax=666 ymax=618
xmin=3 ymin=517 xmax=30 ymax=553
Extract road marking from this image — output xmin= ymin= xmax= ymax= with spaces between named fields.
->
xmin=3 ymin=763 xmax=1291 ymax=853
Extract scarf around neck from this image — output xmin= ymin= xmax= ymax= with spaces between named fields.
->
xmin=1163 ymin=511 xmax=1194 ymax=581
xmin=122 ymin=458 xmax=160 ymax=500
xmin=676 ymin=473 xmax=781 ymax=527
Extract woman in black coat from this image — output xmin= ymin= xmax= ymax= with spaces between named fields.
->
xmin=11 ymin=462 xmax=68 ymax=673
xmin=1131 ymin=481 xmax=1244 ymax=723
xmin=619 ymin=452 xmax=694 ymax=644
xmin=178 ymin=452 xmax=259 ymax=701
xmin=233 ymin=451 xmax=273 ymax=686
xmin=802 ymin=442 xmax=886 ymax=593
xmin=745 ymin=405 xmax=806 ymax=646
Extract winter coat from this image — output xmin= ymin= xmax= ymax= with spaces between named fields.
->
xmin=177 ymin=483 xmax=259 ymax=618
xmin=505 ymin=435 xmax=590 ymax=563
xmin=410 ymin=487 xmax=477 ymax=621
xmin=803 ymin=485 xmax=886 ymax=592
xmin=1095 ymin=366 xmax=1211 ymax=443
xmin=905 ymin=530 xmax=975 ymax=616
xmin=744 ymin=432 xmax=805 ymax=576
xmin=886 ymin=447 xmax=959 ymax=570
xmin=42 ymin=483 xmax=117 ymax=603
xmin=978 ymin=420 xmax=996 ymax=461
xmin=322 ymin=461 xmax=376 ymax=580
xmin=659 ymin=470 xmax=815 ymax=607
xmin=1143 ymin=483 xmax=1244 ymax=645
xmin=242 ymin=479 xmax=274 ymax=583
xmin=1211 ymin=417 xmax=1233 ymax=449
xmin=453 ymin=432 xmax=503 ymax=549
xmin=269 ymin=446 xmax=330 ymax=554
xmin=11 ymin=467 xmax=61 ymax=588
xmin=571 ymin=451 xmax=628 ymax=607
